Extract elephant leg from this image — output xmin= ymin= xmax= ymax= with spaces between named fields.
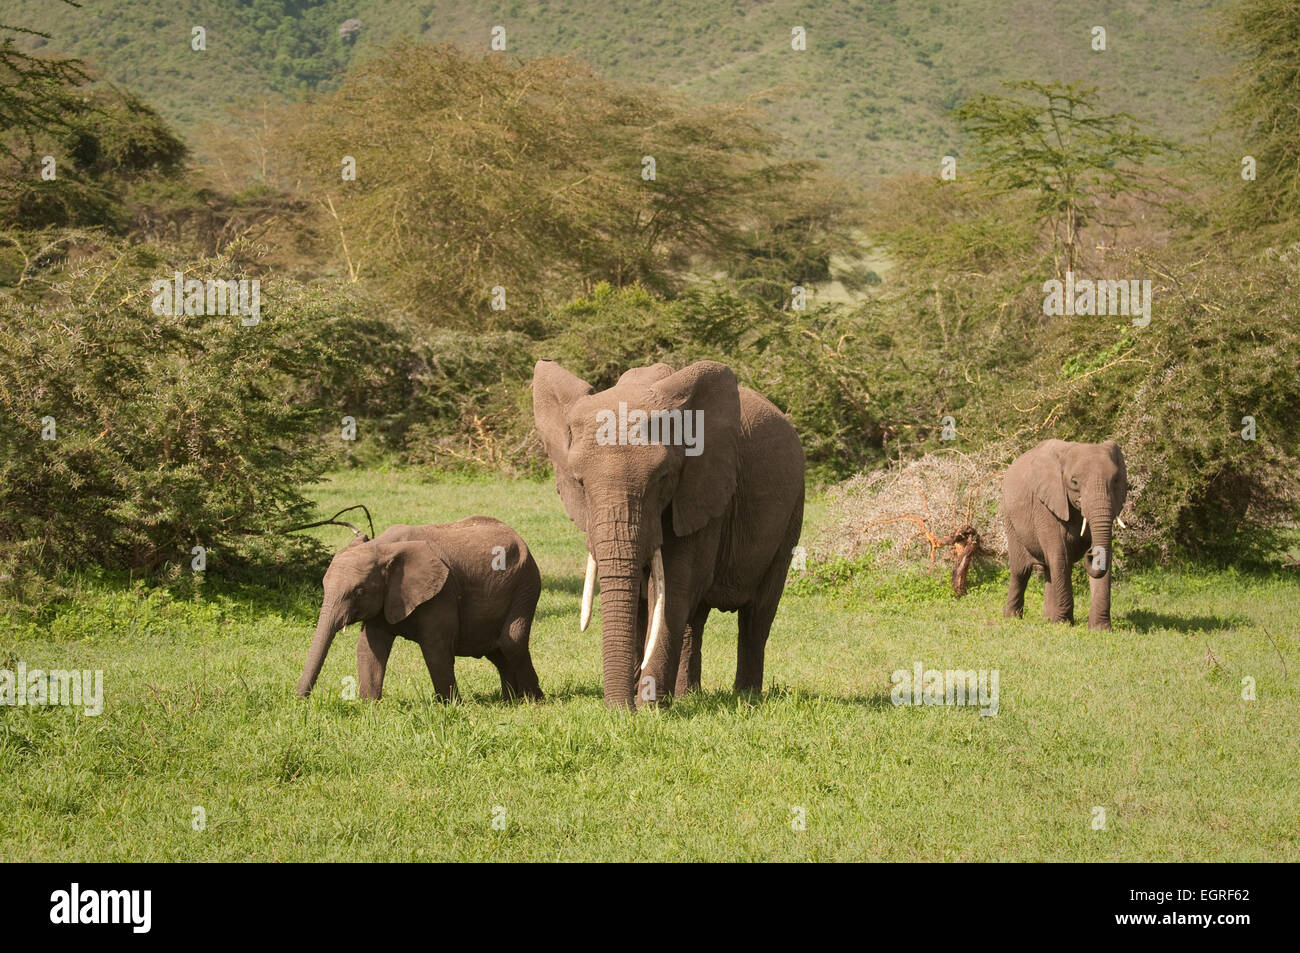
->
xmin=418 ymin=640 xmax=457 ymax=702
xmin=735 ymin=506 xmax=801 ymax=694
xmin=485 ymin=648 xmax=514 ymax=700
xmin=495 ymin=610 xmax=543 ymax=702
xmin=1003 ymin=541 xmax=1033 ymax=618
xmin=636 ymin=550 xmax=694 ymax=709
xmin=736 ymin=566 xmax=787 ymax=694
xmin=649 ymin=605 xmax=687 ymax=708
xmin=1088 ymin=571 xmax=1113 ymax=631
xmin=357 ymin=622 xmax=395 ymax=700
xmin=1043 ymin=557 xmax=1074 ymax=624
xmin=675 ymin=603 xmax=709 ymax=696
xmin=736 ymin=602 xmax=774 ymax=693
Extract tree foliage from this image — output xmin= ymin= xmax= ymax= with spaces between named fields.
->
xmin=0 ymin=236 xmax=391 ymax=576
xmin=1221 ymin=0 xmax=1300 ymax=239
xmin=954 ymin=81 xmax=1173 ymax=277
xmin=280 ymin=43 xmax=860 ymax=324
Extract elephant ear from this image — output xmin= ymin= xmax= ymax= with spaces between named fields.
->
xmin=1105 ymin=440 xmax=1130 ymax=502
xmin=1029 ymin=442 xmax=1071 ymax=522
xmin=382 ymin=541 xmax=451 ymax=625
xmin=532 ymin=360 xmax=593 ymax=531
xmin=649 ymin=361 xmax=742 ymax=537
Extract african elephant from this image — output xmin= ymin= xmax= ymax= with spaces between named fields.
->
xmin=533 ymin=359 xmax=805 ymax=709
xmin=295 ymin=517 xmax=542 ymax=701
xmin=1001 ymin=440 xmax=1129 ymax=630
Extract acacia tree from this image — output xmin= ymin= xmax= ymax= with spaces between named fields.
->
xmin=1 ymin=2 xmax=188 ymax=230
xmin=0 ymin=3 xmax=88 ymax=161
xmin=279 ymin=43 xmax=859 ymax=325
xmin=1221 ymin=0 xmax=1300 ymax=239
xmin=954 ymin=81 xmax=1172 ymax=277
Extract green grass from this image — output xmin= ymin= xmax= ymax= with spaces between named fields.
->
xmin=2 ymin=467 xmax=1297 ymax=861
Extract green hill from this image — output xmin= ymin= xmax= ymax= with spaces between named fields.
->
xmin=7 ymin=0 xmax=1229 ymax=173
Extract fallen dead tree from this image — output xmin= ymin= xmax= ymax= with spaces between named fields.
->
xmin=811 ymin=448 xmax=1009 ymax=596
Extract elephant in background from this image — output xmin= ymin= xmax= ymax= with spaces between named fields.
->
xmin=1001 ymin=439 xmax=1129 ymax=630
xmin=533 ymin=359 xmax=805 ymax=709
xmin=296 ymin=517 xmax=542 ymax=702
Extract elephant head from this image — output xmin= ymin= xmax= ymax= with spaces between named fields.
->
xmin=533 ymin=360 xmax=742 ymax=708
xmin=295 ymin=538 xmax=450 ymax=697
xmin=1034 ymin=440 xmax=1129 ymax=579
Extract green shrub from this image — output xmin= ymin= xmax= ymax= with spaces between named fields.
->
xmin=0 ymin=84 xmax=188 ymax=230
xmin=400 ymin=329 xmax=539 ymax=473
xmin=842 ymin=174 xmax=1300 ymax=566
xmin=0 ymin=235 xmax=399 ymax=577
xmin=541 ymin=282 xmax=878 ymax=479
xmin=1073 ymin=250 xmax=1300 ymax=563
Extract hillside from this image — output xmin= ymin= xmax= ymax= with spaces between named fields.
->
xmin=7 ymin=0 xmax=1230 ymax=174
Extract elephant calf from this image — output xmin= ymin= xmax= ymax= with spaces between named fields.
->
xmin=296 ymin=517 xmax=543 ymax=702
xmin=1001 ymin=439 xmax=1128 ymax=630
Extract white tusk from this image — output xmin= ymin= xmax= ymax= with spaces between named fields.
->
xmin=1115 ymin=516 xmax=1127 ymax=530
xmin=641 ymin=548 xmax=666 ymax=673
xmin=580 ymin=552 xmax=597 ymax=632
xmin=1080 ymin=517 xmax=1087 ymax=536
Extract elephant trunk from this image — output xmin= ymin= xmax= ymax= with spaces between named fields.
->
xmin=1082 ymin=486 xmax=1113 ymax=580
xmin=296 ymin=597 xmax=347 ymax=697
xmin=594 ymin=550 xmax=640 ymax=709
xmin=591 ymin=496 xmax=665 ymax=709
xmin=1082 ymin=484 xmax=1115 ymax=629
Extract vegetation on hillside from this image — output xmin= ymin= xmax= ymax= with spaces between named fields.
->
xmin=2 ymin=0 xmax=1228 ymax=175
xmin=1219 ymin=0 xmax=1300 ymax=242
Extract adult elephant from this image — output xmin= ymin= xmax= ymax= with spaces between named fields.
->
xmin=533 ymin=359 xmax=805 ymax=708
xmin=1001 ymin=439 xmax=1129 ymax=630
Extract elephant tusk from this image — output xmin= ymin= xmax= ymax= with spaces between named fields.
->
xmin=1080 ymin=517 xmax=1087 ymax=536
xmin=579 ymin=552 xmax=597 ymax=632
xmin=1115 ymin=515 xmax=1127 ymax=530
xmin=641 ymin=548 xmax=666 ymax=673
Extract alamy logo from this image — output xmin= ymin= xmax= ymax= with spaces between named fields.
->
xmin=0 ymin=663 xmax=103 ymax=716
xmin=150 ymin=271 xmax=261 ymax=325
xmin=594 ymin=402 xmax=704 ymax=457
xmin=1042 ymin=271 xmax=1151 ymax=326
xmin=50 ymin=883 xmax=151 ymax=933
xmin=890 ymin=662 xmax=999 ymax=716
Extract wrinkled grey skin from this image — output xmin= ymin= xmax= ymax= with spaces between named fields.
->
xmin=296 ymin=517 xmax=542 ymax=702
xmin=1002 ymin=440 xmax=1129 ymax=630
xmin=533 ymin=359 xmax=805 ymax=709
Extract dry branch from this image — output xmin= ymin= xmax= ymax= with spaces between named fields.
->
xmin=812 ymin=448 xmax=1008 ymax=595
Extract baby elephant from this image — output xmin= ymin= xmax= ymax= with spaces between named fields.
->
xmin=1002 ymin=439 xmax=1128 ymax=630
xmin=296 ymin=517 xmax=543 ymax=702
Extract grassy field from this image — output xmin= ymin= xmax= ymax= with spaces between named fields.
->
xmin=2 ymin=467 xmax=1297 ymax=861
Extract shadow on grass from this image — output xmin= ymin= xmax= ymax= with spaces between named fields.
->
xmin=663 ymin=685 xmax=897 ymax=717
xmin=545 ymin=575 xmax=586 ymax=597
xmin=1122 ymin=610 xmax=1248 ymax=634
xmin=522 ymin=683 xmax=606 ymax=704
xmin=345 ymin=682 xmax=894 ymax=714
xmin=14 ymin=561 xmax=328 ymax=630
xmin=385 ymin=682 xmax=606 ymax=707
xmin=436 ymin=682 xmax=897 ymax=713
